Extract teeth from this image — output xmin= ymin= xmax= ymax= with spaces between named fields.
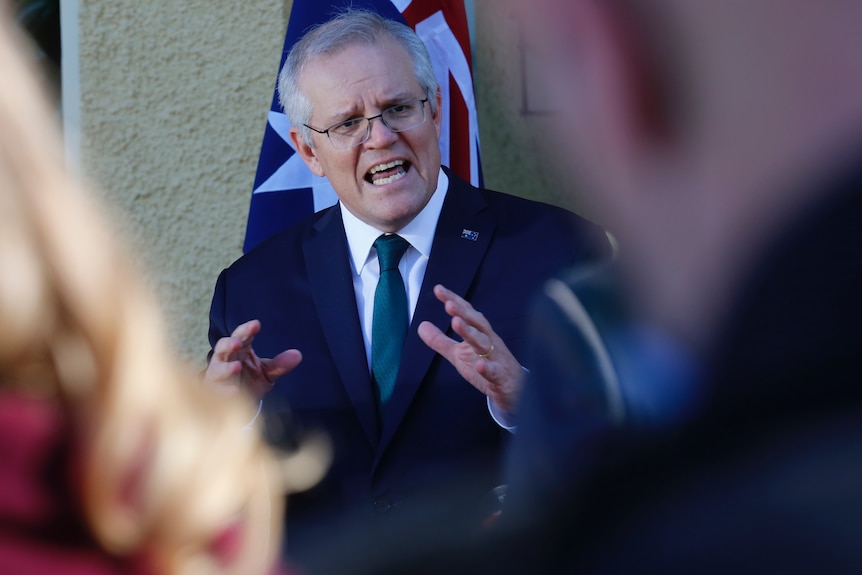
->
xmin=369 ymin=160 xmax=404 ymax=175
xmin=372 ymin=170 xmax=407 ymax=185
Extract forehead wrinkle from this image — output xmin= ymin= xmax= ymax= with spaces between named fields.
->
xmin=325 ymin=102 xmax=363 ymax=124
xmin=320 ymin=89 xmax=425 ymax=126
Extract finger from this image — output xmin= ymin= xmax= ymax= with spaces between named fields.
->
xmin=433 ymin=284 xmax=472 ymax=318
xmin=432 ymin=285 xmax=499 ymax=360
xmin=264 ymin=349 xmax=303 ymax=381
xmin=434 ymin=285 xmax=493 ymax=333
xmin=450 ymin=316 xmax=495 ymax=354
xmin=212 ymin=335 xmax=245 ymax=363
xmin=431 ymin=283 xmax=453 ymax=304
xmin=240 ymin=350 xmax=266 ymax=376
xmin=203 ymin=356 xmax=242 ymax=386
xmin=418 ymin=320 xmax=459 ymax=360
xmin=433 ymin=285 xmax=493 ymax=348
xmin=446 ymin=301 xmax=493 ymax=334
xmin=231 ymin=319 xmax=262 ymax=347
xmin=433 ymin=284 xmax=472 ymax=315
xmin=212 ymin=319 xmax=262 ymax=363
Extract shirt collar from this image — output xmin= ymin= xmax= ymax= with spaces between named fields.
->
xmin=342 ymin=168 xmax=448 ymax=274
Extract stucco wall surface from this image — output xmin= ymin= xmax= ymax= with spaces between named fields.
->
xmin=77 ymin=0 xmax=288 ymax=366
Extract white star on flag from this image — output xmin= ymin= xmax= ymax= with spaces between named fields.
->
xmin=252 ymin=111 xmax=339 ymax=210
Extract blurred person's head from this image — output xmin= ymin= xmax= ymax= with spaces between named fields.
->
xmin=0 ymin=5 xmax=315 ymax=574
xmin=518 ymin=0 xmax=862 ymax=349
xmin=279 ymin=9 xmax=443 ymax=233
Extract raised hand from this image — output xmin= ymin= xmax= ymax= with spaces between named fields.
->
xmin=418 ymin=285 xmax=524 ymax=413
xmin=204 ymin=319 xmax=302 ymax=400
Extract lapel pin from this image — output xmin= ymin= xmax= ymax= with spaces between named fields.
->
xmin=461 ymin=229 xmax=479 ymax=241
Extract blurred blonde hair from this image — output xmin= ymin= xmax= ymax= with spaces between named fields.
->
xmin=0 ymin=6 xmax=290 ymax=574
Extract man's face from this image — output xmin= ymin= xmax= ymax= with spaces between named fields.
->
xmin=291 ymin=38 xmax=442 ymax=233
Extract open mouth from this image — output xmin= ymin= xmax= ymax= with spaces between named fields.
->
xmin=366 ymin=159 xmax=410 ymax=185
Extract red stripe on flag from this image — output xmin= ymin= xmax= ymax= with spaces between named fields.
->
xmin=448 ymin=75 xmax=470 ymax=182
xmin=400 ymin=0 xmax=477 ymax=186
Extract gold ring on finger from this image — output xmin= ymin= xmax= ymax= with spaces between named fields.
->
xmin=477 ymin=344 xmax=495 ymax=359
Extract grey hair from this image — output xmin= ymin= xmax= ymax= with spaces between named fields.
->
xmin=278 ymin=8 xmax=439 ymax=148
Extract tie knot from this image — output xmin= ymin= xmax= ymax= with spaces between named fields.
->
xmin=374 ymin=234 xmax=410 ymax=272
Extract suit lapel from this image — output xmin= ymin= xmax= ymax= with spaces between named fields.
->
xmin=305 ymin=205 xmax=380 ymax=446
xmin=376 ymin=174 xmax=495 ymax=459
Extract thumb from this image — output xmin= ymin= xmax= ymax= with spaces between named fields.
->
xmin=264 ymin=349 xmax=303 ymax=381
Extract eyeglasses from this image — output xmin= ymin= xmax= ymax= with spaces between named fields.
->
xmin=304 ymin=98 xmax=429 ymax=150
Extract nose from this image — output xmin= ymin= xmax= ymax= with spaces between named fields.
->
xmin=364 ymin=114 xmax=398 ymax=148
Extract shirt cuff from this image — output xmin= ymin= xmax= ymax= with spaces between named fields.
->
xmin=242 ymin=400 xmax=263 ymax=431
xmin=488 ymin=395 xmax=517 ymax=433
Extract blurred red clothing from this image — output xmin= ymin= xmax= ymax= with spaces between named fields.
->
xmin=0 ymin=394 xmax=154 ymax=574
xmin=0 ymin=395 xmax=300 ymax=575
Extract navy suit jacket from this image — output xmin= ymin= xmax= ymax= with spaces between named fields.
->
xmin=208 ymin=169 xmax=609 ymax=556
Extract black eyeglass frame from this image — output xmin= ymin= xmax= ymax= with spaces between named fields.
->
xmin=303 ymin=98 xmax=430 ymax=150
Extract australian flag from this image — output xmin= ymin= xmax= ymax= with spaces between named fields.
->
xmin=243 ymin=0 xmax=481 ymax=253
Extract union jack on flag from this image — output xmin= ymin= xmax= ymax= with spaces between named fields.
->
xmin=243 ymin=0 xmax=482 ymax=253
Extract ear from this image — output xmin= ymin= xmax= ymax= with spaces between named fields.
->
xmin=431 ymin=86 xmax=443 ymax=138
xmin=289 ymin=127 xmax=326 ymax=177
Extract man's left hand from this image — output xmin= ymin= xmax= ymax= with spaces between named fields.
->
xmin=418 ymin=284 xmax=524 ymax=413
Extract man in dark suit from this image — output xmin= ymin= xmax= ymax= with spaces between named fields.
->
xmin=203 ymin=9 xmax=609 ymax=564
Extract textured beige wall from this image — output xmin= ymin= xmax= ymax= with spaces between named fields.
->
xmin=75 ymin=0 xmax=592 ymax=367
xmin=77 ymin=0 xmax=288 ymax=366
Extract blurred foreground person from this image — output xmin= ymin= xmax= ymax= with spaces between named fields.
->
xmin=0 ymin=6 xmax=319 ymax=574
xmin=319 ymin=0 xmax=862 ymax=573
xmin=504 ymin=0 xmax=862 ymax=573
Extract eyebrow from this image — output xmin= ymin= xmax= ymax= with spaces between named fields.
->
xmin=323 ymin=93 xmax=424 ymax=124
xmin=325 ymin=106 xmax=361 ymax=125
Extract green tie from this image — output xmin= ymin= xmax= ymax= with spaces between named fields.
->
xmin=371 ymin=234 xmax=410 ymax=406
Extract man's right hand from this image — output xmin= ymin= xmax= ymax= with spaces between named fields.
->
xmin=204 ymin=319 xmax=302 ymax=399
